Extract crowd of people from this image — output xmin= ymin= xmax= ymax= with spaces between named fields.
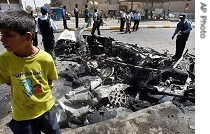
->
xmin=46 ymin=5 xmax=145 ymax=35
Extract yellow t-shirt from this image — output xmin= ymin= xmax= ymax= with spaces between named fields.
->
xmin=0 ymin=49 xmax=58 ymax=121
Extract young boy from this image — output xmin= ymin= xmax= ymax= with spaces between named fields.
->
xmin=0 ymin=10 xmax=61 ymax=133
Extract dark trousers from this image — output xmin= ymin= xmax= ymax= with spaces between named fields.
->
xmin=62 ymin=16 xmax=68 ymax=29
xmin=42 ymin=36 xmax=56 ymax=61
xmin=85 ymin=17 xmax=91 ymax=27
xmin=126 ymin=22 xmax=131 ymax=33
xmin=85 ymin=17 xmax=89 ymax=23
xmin=75 ymin=17 xmax=79 ymax=28
xmin=91 ymin=21 xmax=100 ymax=35
xmin=120 ymin=18 xmax=125 ymax=32
xmin=133 ymin=20 xmax=140 ymax=31
xmin=174 ymin=35 xmax=188 ymax=60
xmin=9 ymin=106 xmax=61 ymax=134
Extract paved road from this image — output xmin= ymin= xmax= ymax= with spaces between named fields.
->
xmin=1 ymin=28 xmax=194 ymax=55
xmin=82 ymin=28 xmax=195 ymax=55
xmin=0 ymin=20 xmax=195 ymax=55
xmin=0 ymin=28 xmax=195 ymax=56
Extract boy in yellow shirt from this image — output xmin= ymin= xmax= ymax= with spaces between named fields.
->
xmin=0 ymin=10 xmax=61 ymax=133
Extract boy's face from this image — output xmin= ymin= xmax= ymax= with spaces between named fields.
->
xmin=0 ymin=29 xmax=31 ymax=52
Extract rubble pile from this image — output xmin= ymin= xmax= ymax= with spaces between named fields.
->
xmin=54 ymin=33 xmax=195 ymax=129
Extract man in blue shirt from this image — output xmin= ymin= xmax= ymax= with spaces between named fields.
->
xmin=133 ymin=11 xmax=141 ymax=31
xmin=172 ymin=13 xmax=192 ymax=61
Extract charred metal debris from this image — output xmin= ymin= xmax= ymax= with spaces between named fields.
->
xmin=54 ymin=34 xmax=195 ymax=129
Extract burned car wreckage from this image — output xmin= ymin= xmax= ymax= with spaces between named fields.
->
xmin=54 ymin=28 xmax=195 ymax=129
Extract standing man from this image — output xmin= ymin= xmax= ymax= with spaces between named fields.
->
xmin=62 ymin=6 xmax=68 ymax=29
xmin=30 ymin=11 xmax=38 ymax=47
xmin=119 ymin=9 xmax=126 ymax=32
xmin=74 ymin=4 xmax=79 ymax=28
xmin=129 ymin=9 xmax=134 ymax=26
xmin=84 ymin=4 xmax=90 ymax=27
xmin=91 ymin=9 xmax=101 ymax=36
xmin=171 ymin=13 xmax=192 ymax=61
xmin=133 ymin=11 xmax=141 ymax=31
xmin=37 ymin=6 xmax=57 ymax=64
xmin=125 ymin=11 xmax=131 ymax=33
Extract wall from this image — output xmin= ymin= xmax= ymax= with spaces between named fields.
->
xmin=120 ymin=0 xmax=195 ymax=13
xmin=0 ymin=3 xmax=22 ymax=10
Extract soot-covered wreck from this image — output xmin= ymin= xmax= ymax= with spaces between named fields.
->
xmin=53 ymin=28 xmax=195 ymax=129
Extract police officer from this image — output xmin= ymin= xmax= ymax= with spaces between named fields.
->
xmin=172 ymin=13 xmax=192 ymax=61
xmin=37 ymin=6 xmax=57 ymax=64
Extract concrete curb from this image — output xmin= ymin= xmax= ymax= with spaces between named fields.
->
xmin=60 ymin=101 xmax=195 ymax=134
xmin=55 ymin=25 xmax=195 ymax=32
xmin=86 ymin=25 xmax=176 ymax=31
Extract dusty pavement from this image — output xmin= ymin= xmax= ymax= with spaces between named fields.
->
xmin=0 ymin=20 xmax=195 ymax=133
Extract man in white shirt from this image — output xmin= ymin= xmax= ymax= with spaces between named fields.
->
xmin=119 ymin=9 xmax=126 ymax=32
xmin=91 ymin=9 xmax=101 ymax=36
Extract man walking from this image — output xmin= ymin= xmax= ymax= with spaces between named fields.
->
xmin=91 ymin=9 xmax=101 ymax=36
xmin=171 ymin=13 xmax=192 ymax=61
xmin=62 ymin=6 xmax=68 ymax=29
xmin=74 ymin=4 xmax=79 ymax=28
xmin=37 ymin=6 xmax=57 ymax=64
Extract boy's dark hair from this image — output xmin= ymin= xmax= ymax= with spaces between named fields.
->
xmin=0 ymin=10 xmax=36 ymax=37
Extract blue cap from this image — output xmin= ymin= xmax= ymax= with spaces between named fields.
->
xmin=179 ymin=13 xmax=186 ymax=18
xmin=41 ymin=6 xmax=48 ymax=13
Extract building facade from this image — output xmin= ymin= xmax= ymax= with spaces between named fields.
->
xmin=59 ymin=0 xmax=194 ymax=19
xmin=0 ymin=0 xmax=23 ymax=10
